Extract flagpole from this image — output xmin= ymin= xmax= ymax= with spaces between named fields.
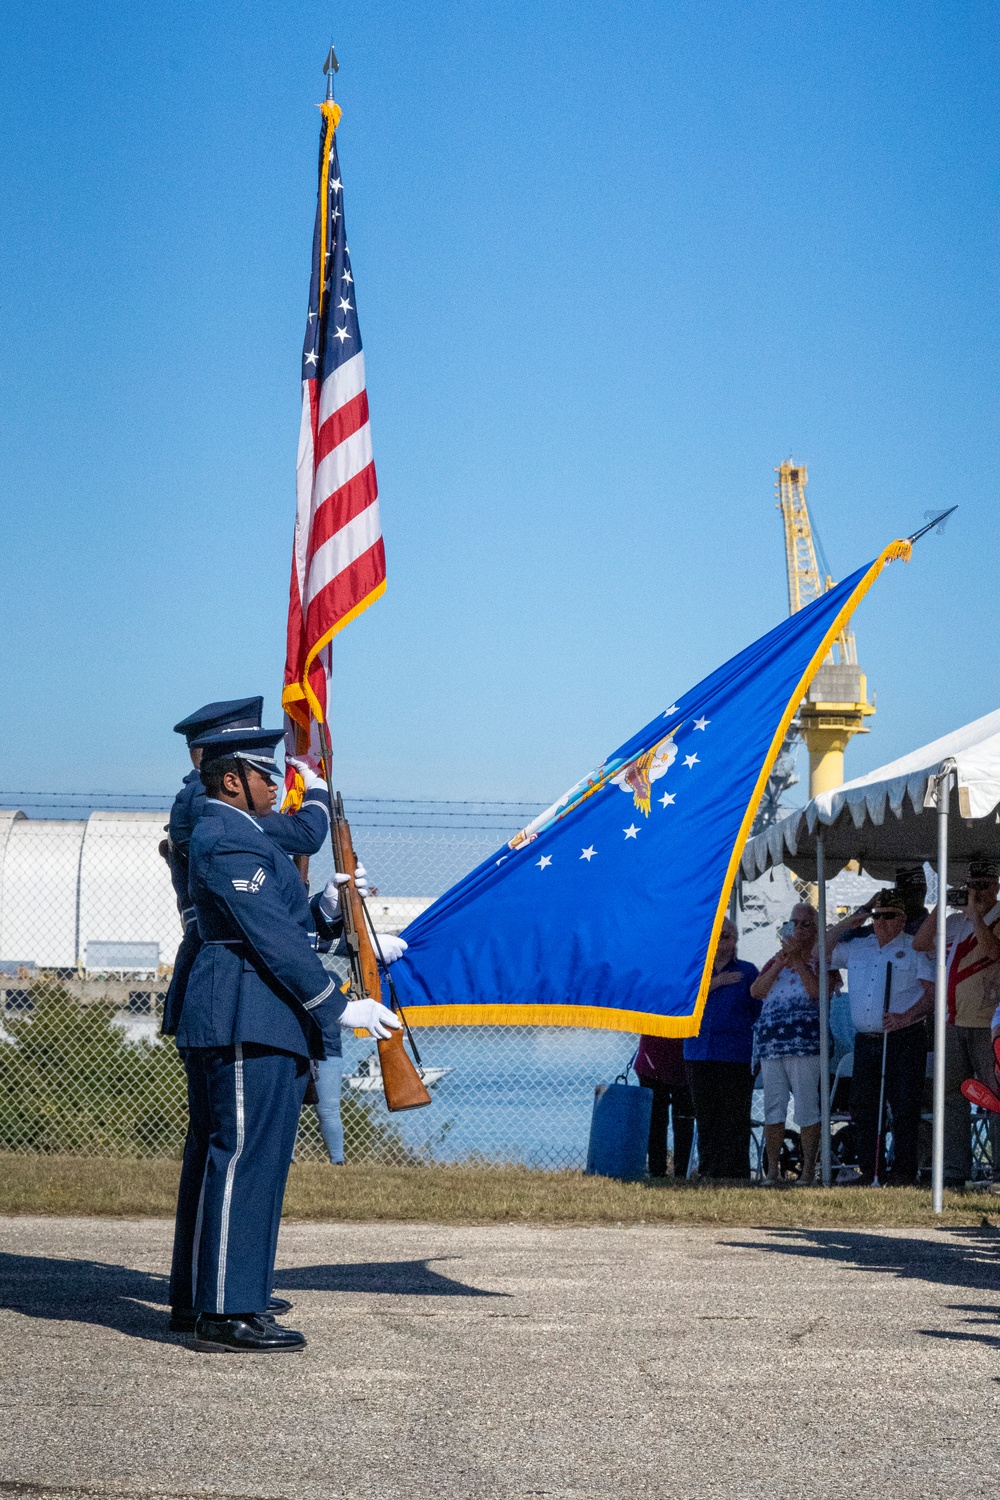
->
xmin=318 ymin=39 xmax=337 ymax=799
xmin=323 ymin=43 xmax=339 ymax=101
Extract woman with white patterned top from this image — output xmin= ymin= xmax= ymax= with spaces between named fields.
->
xmin=750 ymin=904 xmax=826 ymax=1186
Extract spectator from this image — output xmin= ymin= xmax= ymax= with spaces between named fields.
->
xmin=313 ymin=1028 xmax=346 ymax=1165
xmin=750 ymin=903 xmax=828 ymax=1187
xmin=634 ymin=1036 xmax=694 ymax=1178
xmin=827 ymin=889 xmax=934 ymax=1185
xmin=896 ymin=864 xmax=930 ymax=935
xmin=913 ymin=860 xmax=1000 ymax=1190
xmin=684 ymin=919 xmax=760 ymax=1181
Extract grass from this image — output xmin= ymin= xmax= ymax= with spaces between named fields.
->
xmin=0 ymin=1155 xmax=998 ymax=1228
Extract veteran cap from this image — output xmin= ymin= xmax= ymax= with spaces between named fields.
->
xmin=870 ymin=888 xmax=907 ymax=915
xmin=969 ymin=860 xmax=999 ymax=883
xmin=189 ymin=726 xmax=285 ymax=779
xmin=173 ymin=697 xmax=264 ymax=745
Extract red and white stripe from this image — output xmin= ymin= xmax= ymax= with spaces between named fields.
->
xmin=285 ymin=350 xmax=384 ymax=729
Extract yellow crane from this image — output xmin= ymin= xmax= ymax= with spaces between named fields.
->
xmin=775 ymin=459 xmax=874 ymax=796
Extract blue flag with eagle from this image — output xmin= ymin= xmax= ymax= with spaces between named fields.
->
xmin=389 ymin=540 xmax=911 ymax=1037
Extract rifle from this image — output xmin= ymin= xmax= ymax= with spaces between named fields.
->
xmin=330 ymin=790 xmax=431 ymax=1113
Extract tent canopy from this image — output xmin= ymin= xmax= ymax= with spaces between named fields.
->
xmin=741 ymin=708 xmax=1000 ymax=883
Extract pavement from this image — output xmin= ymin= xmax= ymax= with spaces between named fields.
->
xmin=0 ymin=1217 xmax=999 ymax=1500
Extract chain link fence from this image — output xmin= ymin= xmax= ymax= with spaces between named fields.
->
xmin=0 ymin=794 xmax=641 ymax=1168
xmin=2 ymin=793 xmax=988 ymax=1180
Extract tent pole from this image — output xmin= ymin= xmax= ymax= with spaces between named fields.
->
xmin=816 ymin=832 xmax=831 ymax=1187
xmin=931 ymin=768 xmax=952 ymax=1215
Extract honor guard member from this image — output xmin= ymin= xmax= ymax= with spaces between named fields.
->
xmin=171 ymin=726 xmax=401 ymax=1352
xmin=165 ymin=697 xmax=332 ymax=1024
xmin=164 ymin=702 xmax=339 ymax=1333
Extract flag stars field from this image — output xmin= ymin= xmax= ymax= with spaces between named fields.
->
xmin=624 ymin=825 xmax=640 ymax=839
xmin=683 ymin=753 xmax=700 ymax=768
xmin=659 ymin=792 xmax=676 ymax=807
xmin=536 ymin=856 xmax=553 ymax=871
xmin=693 ymin=717 xmax=711 ymax=731
xmin=580 ymin=847 xmax=597 ymax=861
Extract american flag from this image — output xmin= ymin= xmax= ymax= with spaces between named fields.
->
xmin=283 ymin=99 xmax=384 ymax=751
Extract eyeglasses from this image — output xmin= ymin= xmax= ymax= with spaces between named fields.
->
xmin=792 ymin=918 xmax=816 ymax=927
xmin=872 ymin=913 xmax=903 ymax=922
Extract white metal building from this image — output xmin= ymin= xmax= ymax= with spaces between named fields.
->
xmin=0 ymin=810 xmax=182 ymax=972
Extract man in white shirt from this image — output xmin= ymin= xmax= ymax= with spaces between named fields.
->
xmin=914 ymin=860 xmax=1000 ymax=1190
xmin=826 ymin=889 xmax=934 ymax=1185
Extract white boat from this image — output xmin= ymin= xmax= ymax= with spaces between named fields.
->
xmin=345 ymin=1051 xmax=449 ymax=1094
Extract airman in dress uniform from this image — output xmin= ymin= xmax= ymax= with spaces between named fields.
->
xmin=165 ymin=698 xmax=332 ymax=1021
xmin=164 ymin=700 xmax=340 ymax=1332
xmin=170 ymin=727 xmax=400 ymax=1352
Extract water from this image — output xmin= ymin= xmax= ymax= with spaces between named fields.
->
xmin=337 ymin=1025 xmax=640 ymax=1170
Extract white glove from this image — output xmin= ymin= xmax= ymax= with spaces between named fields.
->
xmin=286 ymin=755 xmax=323 ymax=792
xmin=373 ymin=933 xmax=408 ymax=965
xmin=322 ymin=863 xmax=369 ymax=912
xmin=340 ymin=997 xmax=402 ymax=1039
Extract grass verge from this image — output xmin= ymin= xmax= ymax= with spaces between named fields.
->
xmin=0 ymin=1155 xmax=998 ymax=1228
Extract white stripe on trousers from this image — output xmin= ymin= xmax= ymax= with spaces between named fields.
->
xmin=215 ymin=1043 xmax=246 ymax=1313
xmin=190 ymin=1160 xmax=209 ymax=1308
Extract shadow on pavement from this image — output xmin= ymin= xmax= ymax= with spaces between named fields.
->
xmin=0 ymin=1252 xmax=173 ymax=1344
xmin=725 ymin=1224 xmax=1000 ymax=1348
xmin=274 ymin=1257 xmax=507 ymax=1298
xmin=0 ymin=1251 xmax=506 ymax=1345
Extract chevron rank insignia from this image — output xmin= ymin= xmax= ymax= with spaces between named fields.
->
xmin=232 ymin=867 xmax=266 ymax=894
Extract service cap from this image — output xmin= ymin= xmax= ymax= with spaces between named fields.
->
xmin=173 ymin=697 xmax=264 ymax=745
xmin=190 ymin=726 xmax=285 ymax=779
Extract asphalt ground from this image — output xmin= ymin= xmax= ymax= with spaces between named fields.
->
xmin=0 ymin=1217 xmax=998 ymax=1500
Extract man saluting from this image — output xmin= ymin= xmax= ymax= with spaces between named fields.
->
xmin=163 ymin=697 xmax=332 ymax=1031
xmin=171 ymin=725 xmax=400 ymax=1353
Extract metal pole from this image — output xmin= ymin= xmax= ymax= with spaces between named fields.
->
xmin=816 ymin=832 xmax=831 ymax=1187
xmin=931 ymin=767 xmax=952 ymax=1215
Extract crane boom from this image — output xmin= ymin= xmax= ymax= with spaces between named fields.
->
xmin=776 ymin=461 xmax=823 ymax=614
xmin=774 ymin=460 xmax=857 ymax=663
xmin=773 ymin=459 xmax=872 ymax=797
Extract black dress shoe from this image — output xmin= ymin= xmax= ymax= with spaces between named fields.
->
xmin=170 ymin=1307 xmax=276 ymax=1334
xmin=192 ymin=1313 xmax=306 ymax=1353
xmin=268 ymin=1296 xmax=293 ymax=1315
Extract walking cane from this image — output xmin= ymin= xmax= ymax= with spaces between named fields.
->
xmin=873 ymin=961 xmax=892 ymax=1187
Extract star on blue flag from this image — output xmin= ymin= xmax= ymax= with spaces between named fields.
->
xmin=390 ymin=541 xmax=912 ymax=1037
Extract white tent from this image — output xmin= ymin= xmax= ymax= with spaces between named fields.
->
xmin=739 ymin=708 xmax=1000 ymax=1211
xmin=742 ymin=707 xmax=1000 ymax=883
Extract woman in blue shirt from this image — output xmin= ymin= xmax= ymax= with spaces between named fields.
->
xmin=683 ymin=919 xmax=760 ymax=1180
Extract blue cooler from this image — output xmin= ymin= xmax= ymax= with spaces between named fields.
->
xmin=585 ymin=1067 xmax=652 ymax=1182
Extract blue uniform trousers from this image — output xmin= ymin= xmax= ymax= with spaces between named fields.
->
xmin=169 ymin=1044 xmax=309 ymax=1316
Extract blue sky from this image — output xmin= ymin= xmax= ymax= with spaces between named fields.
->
xmin=0 ymin=1 xmax=996 ymax=801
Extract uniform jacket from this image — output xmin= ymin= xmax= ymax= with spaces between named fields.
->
xmin=166 ymin=769 xmax=331 ymax=913
xmin=162 ymin=774 xmax=333 ymax=1034
xmin=173 ymin=799 xmax=346 ymax=1058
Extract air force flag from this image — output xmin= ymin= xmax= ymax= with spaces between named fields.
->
xmin=390 ymin=541 xmax=911 ymax=1037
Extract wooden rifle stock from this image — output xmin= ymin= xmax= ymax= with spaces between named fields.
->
xmin=331 ymin=792 xmax=431 ymax=1113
